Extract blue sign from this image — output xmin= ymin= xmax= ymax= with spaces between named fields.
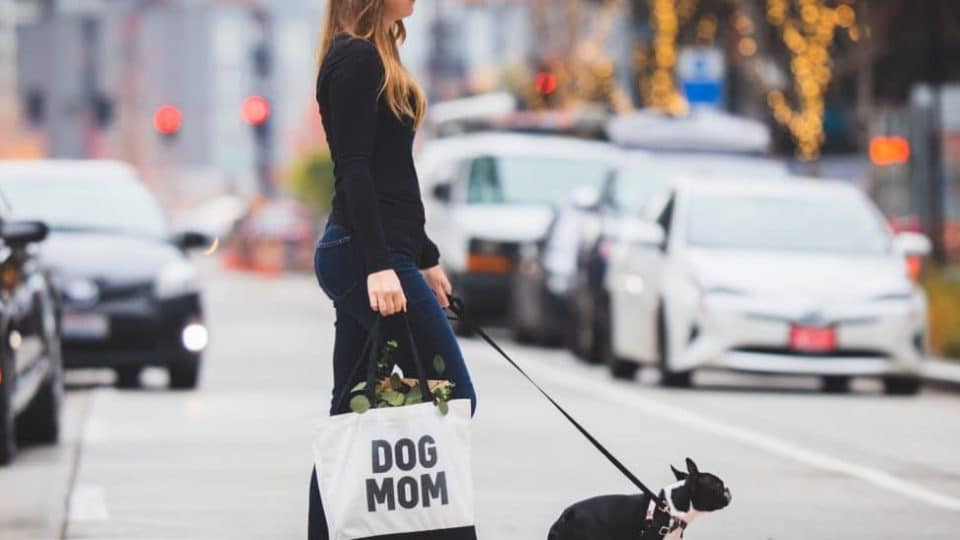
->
xmin=678 ymin=48 xmax=725 ymax=108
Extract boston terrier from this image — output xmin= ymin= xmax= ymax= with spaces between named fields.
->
xmin=547 ymin=458 xmax=732 ymax=540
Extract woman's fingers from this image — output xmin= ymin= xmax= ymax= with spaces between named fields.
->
xmin=374 ymin=291 xmax=407 ymax=316
xmin=367 ymin=270 xmax=406 ymax=316
xmin=442 ymin=274 xmax=453 ymax=296
xmin=434 ymin=284 xmax=449 ymax=307
xmin=383 ymin=294 xmax=397 ymax=316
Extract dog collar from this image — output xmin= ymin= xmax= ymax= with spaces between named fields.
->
xmin=641 ymin=487 xmax=700 ymax=539
xmin=640 ymin=498 xmax=685 ymax=539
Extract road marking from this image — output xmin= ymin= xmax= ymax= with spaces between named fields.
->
xmin=68 ymin=484 xmax=110 ymax=522
xmin=511 ymin=352 xmax=960 ymax=512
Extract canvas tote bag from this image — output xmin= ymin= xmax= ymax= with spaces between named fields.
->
xmin=313 ymin=317 xmax=477 ymax=540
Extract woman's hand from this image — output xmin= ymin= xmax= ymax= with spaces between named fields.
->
xmin=421 ymin=265 xmax=453 ymax=308
xmin=368 ymin=269 xmax=406 ymax=316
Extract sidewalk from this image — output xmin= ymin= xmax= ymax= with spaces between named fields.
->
xmin=923 ymin=359 xmax=960 ymax=390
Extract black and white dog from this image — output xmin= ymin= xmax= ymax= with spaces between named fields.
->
xmin=547 ymin=458 xmax=732 ymax=540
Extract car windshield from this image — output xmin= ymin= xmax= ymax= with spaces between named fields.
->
xmin=614 ymin=155 xmax=788 ymax=215
xmin=0 ymin=175 xmax=170 ymax=238
xmin=612 ymin=162 xmax=676 ymax=214
xmin=686 ymin=190 xmax=892 ymax=254
xmin=467 ymin=154 xmax=613 ymax=206
xmin=656 ymin=154 xmax=788 ymax=178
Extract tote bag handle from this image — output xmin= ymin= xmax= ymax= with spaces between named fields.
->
xmin=332 ymin=315 xmax=434 ymax=413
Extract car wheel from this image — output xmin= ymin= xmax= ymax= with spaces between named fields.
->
xmin=115 ymin=366 xmax=142 ymax=389
xmin=16 ymin=335 xmax=62 ymax=445
xmin=821 ymin=376 xmax=851 ymax=394
xmin=657 ymin=307 xmax=692 ymax=388
xmin=609 ymin=357 xmax=639 ymax=381
xmin=594 ymin=295 xmax=627 ymax=377
xmin=0 ymin=352 xmax=16 ymax=466
xmin=574 ymin=296 xmax=596 ymax=361
xmin=169 ymin=357 xmax=201 ymax=390
xmin=509 ymin=289 xmax=538 ymax=344
xmin=511 ymin=326 xmax=538 ymax=345
xmin=451 ymin=317 xmax=475 ymax=338
xmin=597 ymin=297 xmax=636 ymax=380
xmin=883 ymin=376 xmax=922 ymax=396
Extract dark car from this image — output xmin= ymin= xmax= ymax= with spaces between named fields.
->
xmin=510 ymin=187 xmax=601 ymax=345
xmin=0 ymin=161 xmax=210 ymax=390
xmin=0 ymin=213 xmax=63 ymax=466
xmin=511 ymin=153 xmax=664 ymax=353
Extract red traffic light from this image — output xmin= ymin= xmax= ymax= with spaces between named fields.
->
xmin=869 ymin=136 xmax=910 ymax=166
xmin=534 ymin=72 xmax=558 ymax=95
xmin=154 ymin=105 xmax=182 ymax=136
xmin=242 ymin=96 xmax=271 ymax=126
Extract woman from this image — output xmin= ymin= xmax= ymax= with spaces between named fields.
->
xmin=310 ymin=0 xmax=477 ymax=538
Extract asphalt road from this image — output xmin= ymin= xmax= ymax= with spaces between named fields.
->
xmin=2 ymin=257 xmax=960 ymax=539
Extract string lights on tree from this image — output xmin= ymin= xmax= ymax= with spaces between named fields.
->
xmin=764 ymin=0 xmax=858 ymax=161
xmin=528 ymin=0 xmax=634 ymax=113
xmin=646 ymin=0 xmax=689 ymax=115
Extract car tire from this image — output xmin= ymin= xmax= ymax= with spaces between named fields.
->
xmin=588 ymin=294 xmax=619 ymax=365
xmin=451 ymin=317 xmax=475 ymax=338
xmin=610 ymin=358 xmax=639 ymax=381
xmin=511 ymin=326 xmax=538 ymax=345
xmin=16 ymin=336 xmax=62 ymax=445
xmin=657 ymin=307 xmax=692 ymax=388
xmin=509 ymin=288 xmax=538 ymax=344
xmin=883 ymin=376 xmax=922 ymax=396
xmin=169 ymin=357 xmax=201 ymax=390
xmin=0 ymin=352 xmax=16 ymax=466
xmin=596 ymin=296 xmax=635 ymax=380
xmin=821 ymin=376 xmax=851 ymax=394
xmin=115 ymin=366 xmax=142 ymax=389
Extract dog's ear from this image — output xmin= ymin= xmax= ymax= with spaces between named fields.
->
xmin=671 ymin=464 xmax=688 ymax=480
xmin=685 ymin=457 xmax=700 ymax=477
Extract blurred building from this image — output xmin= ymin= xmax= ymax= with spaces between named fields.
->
xmin=0 ymin=0 xmax=43 ymax=159
xmin=13 ymin=0 xmax=323 ymax=208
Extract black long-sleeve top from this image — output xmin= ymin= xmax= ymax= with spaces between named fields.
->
xmin=316 ymin=33 xmax=440 ymax=274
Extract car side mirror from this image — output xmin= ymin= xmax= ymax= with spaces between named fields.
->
xmin=174 ymin=230 xmax=213 ymax=251
xmin=893 ymin=231 xmax=931 ymax=257
xmin=1 ymin=220 xmax=49 ymax=247
xmin=432 ymin=182 xmax=452 ymax=203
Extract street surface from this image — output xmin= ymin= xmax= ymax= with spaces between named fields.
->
xmin=2 ymin=256 xmax=960 ymax=539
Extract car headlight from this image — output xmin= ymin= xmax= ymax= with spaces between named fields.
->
xmin=154 ymin=260 xmax=199 ymax=299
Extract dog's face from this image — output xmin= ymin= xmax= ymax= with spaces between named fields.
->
xmin=668 ymin=458 xmax=732 ymax=512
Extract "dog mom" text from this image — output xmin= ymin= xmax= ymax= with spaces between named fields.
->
xmin=366 ymin=435 xmax=449 ymax=512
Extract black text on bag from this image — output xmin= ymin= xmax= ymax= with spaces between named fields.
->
xmin=366 ymin=435 xmax=449 ymax=512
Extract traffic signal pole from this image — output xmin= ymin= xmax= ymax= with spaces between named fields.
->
xmin=250 ymin=7 xmax=274 ymax=198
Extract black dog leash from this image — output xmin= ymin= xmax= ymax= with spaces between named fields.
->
xmin=445 ymin=295 xmax=668 ymax=508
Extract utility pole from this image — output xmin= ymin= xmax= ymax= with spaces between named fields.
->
xmin=924 ymin=0 xmax=947 ymax=263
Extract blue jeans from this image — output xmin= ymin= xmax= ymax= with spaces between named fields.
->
xmin=308 ymin=220 xmax=477 ymax=539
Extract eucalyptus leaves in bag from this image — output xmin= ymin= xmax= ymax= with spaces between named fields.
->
xmin=348 ymin=339 xmax=456 ymax=416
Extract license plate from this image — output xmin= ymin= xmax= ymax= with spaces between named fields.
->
xmin=62 ymin=313 xmax=110 ymax=339
xmin=789 ymin=325 xmax=836 ymax=353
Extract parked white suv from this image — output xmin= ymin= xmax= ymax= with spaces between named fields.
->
xmin=417 ymin=133 xmax=622 ymax=324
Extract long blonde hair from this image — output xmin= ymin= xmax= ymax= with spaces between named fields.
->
xmin=319 ymin=0 xmax=427 ymax=128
